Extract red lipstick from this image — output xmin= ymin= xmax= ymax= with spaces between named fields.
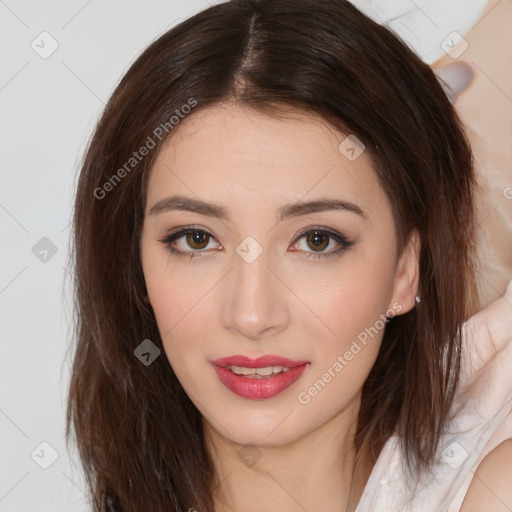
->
xmin=210 ymin=354 xmax=310 ymax=400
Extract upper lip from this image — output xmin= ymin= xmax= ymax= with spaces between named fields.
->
xmin=210 ymin=355 xmax=310 ymax=368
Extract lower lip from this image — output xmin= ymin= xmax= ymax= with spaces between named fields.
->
xmin=212 ymin=363 xmax=310 ymax=400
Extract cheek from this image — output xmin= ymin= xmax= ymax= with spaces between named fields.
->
xmin=322 ymin=274 xmax=393 ymax=340
xmin=296 ymin=287 xmax=387 ymax=420
xmin=303 ymin=250 xmax=396 ymax=349
xmin=304 ymin=282 xmax=387 ymax=377
xmin=141 ymin=246 xmax=218 ymax=368
xmin=147 ymin=277 xmax=213 ymax=388
xmin=294 ymin=250 xmax=397 ymax=409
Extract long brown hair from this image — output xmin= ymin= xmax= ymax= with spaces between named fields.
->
xmin=65 ymin=0 xmax=478 ymax=510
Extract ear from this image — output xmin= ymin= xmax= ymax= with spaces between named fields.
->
xmin=388 ymin=229 xmax=421 ymax=315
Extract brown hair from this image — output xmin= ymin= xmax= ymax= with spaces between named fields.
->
xmin=66 ymin=0 xmax=478 ymax=510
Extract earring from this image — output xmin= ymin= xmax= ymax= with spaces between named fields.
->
xmin=413 ymin=295 xmax=421 ymax=306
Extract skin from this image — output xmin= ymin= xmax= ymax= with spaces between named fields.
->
xmin=459 ymin=280 xmax=512 ymax=510
xmin=461 ymin=440 xmax=512 ymax=510
xmin=435 ymin=52 xmax=512 ymax=508
xmin=140 ymin=102 xmax=420 ymax=511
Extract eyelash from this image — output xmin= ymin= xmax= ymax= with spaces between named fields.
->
xmin=157 ymin=225 xmax=355 ymax=261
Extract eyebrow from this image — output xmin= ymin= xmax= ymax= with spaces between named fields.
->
xmin=148 ymin=194 xmax=367 ymax=221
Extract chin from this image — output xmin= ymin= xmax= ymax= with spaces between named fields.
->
xmin=212 ymin=408 xmax=311 ymax=448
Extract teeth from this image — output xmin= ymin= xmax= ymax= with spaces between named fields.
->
xmin=226 ymin=365 xmax=290 ymax=378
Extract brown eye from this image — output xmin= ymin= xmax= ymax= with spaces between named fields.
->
xmin=291 ymin=227 xmax=355 ymax=260
xmin=305 ymin=230 xmax=330 ymax=252
xmin=186 ymin=231 xmax=210 ymax=250
xmin=158 ymin=227 xmax=220 ymax=258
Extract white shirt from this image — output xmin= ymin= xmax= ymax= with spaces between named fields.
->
xmin=355 ymin=279 xmax=512 ymax=511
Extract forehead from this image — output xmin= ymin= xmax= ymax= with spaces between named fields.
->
xmin=146 ymin=102 xmax=387 ymax=219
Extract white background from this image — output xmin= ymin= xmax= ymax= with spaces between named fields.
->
xmin=0 ymin=1 xmax=212 ymax=510
xmin=1 ymin=0 xmax=510 ymax=510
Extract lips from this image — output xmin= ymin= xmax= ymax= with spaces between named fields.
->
xmin=210 ymin=355 xmax=309 ymax=368
xmin=210 ymin=354 xmax=311 ymax=400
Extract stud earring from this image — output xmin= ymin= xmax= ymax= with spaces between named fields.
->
xmin=413 ymin=295 xmax=421 ymax=306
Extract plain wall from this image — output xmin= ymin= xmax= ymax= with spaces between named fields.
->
xmin=0 ymin=0 xmax=510 ymax=510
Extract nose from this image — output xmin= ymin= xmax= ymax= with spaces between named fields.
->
xmin=220 ymin=245 xmax=291 ymax=341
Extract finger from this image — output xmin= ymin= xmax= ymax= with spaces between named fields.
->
xmin=433 ymin=61 xmax=474 ymax=104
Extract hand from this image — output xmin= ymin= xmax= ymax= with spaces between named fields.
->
xmin=460 ymin=278 xmax=512 ymax=386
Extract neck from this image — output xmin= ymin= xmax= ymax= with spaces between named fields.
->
xmin=203 ymin=394 xmax=371 ymax=512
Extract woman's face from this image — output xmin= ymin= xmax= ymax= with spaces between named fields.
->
xmin=140 ymin=102 xmax=419 ymax=446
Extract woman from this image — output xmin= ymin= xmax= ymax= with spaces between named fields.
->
xmin=66 ymin=0 xmax=512 ymax=510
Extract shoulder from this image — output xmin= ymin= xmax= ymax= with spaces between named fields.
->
xmin=459 ymin=438 xmax=512 ymax=511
